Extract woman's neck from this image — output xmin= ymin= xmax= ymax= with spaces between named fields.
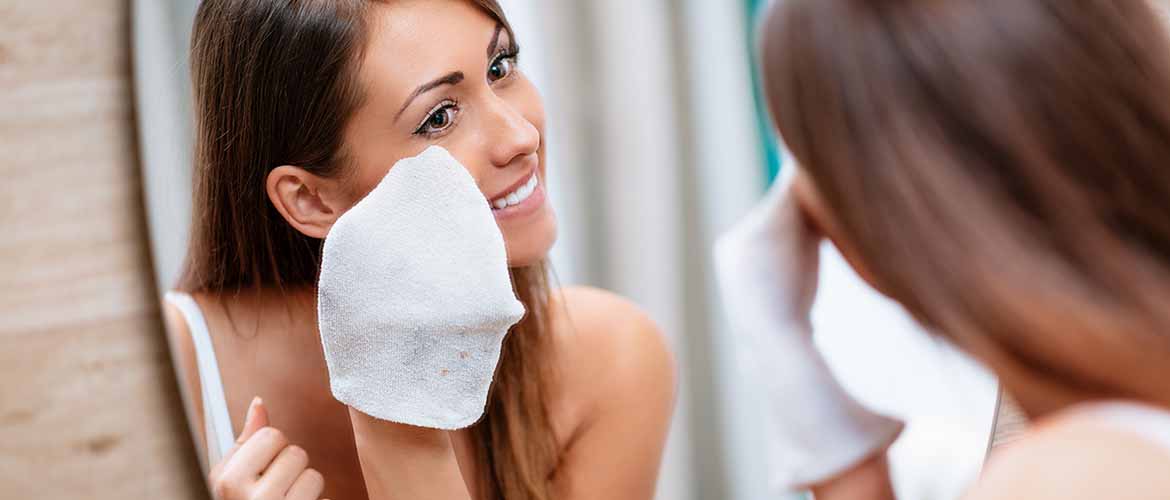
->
xmin=206 ymin=285 xmax=323 ymax=348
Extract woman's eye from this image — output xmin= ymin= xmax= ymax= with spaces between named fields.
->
xmin=416 ymin=103 xmax=457 ymax=135
xmin=488 ymin=53 xmax=517 ymax=83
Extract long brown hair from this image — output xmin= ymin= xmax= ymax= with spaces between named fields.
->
xmin=762 ymin=0 xmax=1170 ymax=416
xmin=182 ymin=1 xmax=557 ymax=498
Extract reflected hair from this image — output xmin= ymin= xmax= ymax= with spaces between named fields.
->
xmin=182 ymin=1 xmax=557 ymax=498
xmin=762 ymin=0 xmax=1170 ymax=414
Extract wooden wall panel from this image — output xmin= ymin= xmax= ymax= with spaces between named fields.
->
xmin=0 ymin=0 xmax=205 ymax=497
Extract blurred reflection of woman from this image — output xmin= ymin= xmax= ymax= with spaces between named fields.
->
xmin=728 ymin=0 xmax=1170 ymax=498
xmin=162 ymin=1 xmax=675 ymax=499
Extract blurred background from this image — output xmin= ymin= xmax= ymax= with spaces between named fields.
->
xmin=1 ymin=0 xmax=1006 ymax=498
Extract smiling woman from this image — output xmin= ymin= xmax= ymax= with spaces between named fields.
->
xmin=335 ymin=2 xmax=556 ymax=265
xmin=159 ymin=1 xmax=676 ymax=500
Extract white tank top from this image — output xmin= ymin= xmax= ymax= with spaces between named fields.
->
xmin=165 ymin=291 xmax=236 ymax=467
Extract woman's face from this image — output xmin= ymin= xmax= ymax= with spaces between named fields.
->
xmin=339 ymin=0 xmax=556 ymax=267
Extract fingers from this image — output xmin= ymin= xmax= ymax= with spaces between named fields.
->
xmin=208 ymin=397 xmax=328 ymax=500
xmin=219 ymin=397 xmax=268 ymax=467
xmin=284 ymin=468 xmax=326 ymax=500
xmin=238 ymin=396 xmax=269 ymax=443
xmin=252 ymin=445 xmax=310 ymax=497
xmin=221 ymin=426 xmax=289 ymax=482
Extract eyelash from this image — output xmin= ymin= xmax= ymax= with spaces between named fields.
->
xmin=413 ymin=99 xmax=460 ymax=138
xmin=488 ymin=46 xmax=520 ymax=83
xmin=412 ymin=45 xmax=521 ymax=138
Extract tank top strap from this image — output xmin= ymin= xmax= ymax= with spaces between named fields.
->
xmin=165 ymin=291 xmax=236 ymax=465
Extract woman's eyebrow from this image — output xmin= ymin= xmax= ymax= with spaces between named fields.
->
xmin=393 ymin=24 xmax=506 ymax=124
xmin=486 ymin=24 xmax=504 ymax=58
xmin=394 ymin=71 xmax=465 ymax=123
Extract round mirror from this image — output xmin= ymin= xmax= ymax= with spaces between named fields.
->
xmin=132 ymin=1 xmax=999 ymax=498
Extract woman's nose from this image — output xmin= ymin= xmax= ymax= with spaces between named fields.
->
xmin=482 ymin=94 xmax=540 ymax=169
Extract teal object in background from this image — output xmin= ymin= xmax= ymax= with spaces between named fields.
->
xmin=745 ymin=0 xmax=784 ymax=184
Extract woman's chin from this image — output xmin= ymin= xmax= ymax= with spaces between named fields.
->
xmin=504 ymin=223 xmax=558 ymax=268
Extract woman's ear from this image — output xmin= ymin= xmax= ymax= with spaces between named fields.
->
xmin=266 ymin=166 xmax=346 ymax=239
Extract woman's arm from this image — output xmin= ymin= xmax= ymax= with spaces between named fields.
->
xmin=348 ymin=410 xmax=473 ymax=500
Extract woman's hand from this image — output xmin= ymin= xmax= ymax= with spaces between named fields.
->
xmin=810 ymin=452 xmax=897 ymax=500
xmin=208 ymin=398 xmax=329 ymax=500
xmin=316 ymin=146 xmax=524 ymax=429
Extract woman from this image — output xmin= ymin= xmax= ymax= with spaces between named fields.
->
xmin=162 ymin=1 xmax=676 ymax=499
xmin=752 ymin=0 xmax=1170 ymax=498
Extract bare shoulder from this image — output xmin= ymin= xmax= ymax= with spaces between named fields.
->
xmin=547 ymin=286 xmax=678 ymax=422
xmin=549 ymin=286 xmax=677 ymax=384
xmin=162 ymin=296 xmax=202 ymax=410
xmin=161 ymin=295 xmax=209 ymax=463
xmin=544 ymin=287 xmax=677 ymax=496
xmin=966 ymin=409 xmax=1170 ymax=500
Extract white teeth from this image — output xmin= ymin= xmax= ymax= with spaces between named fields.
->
xmin=491 ymin=172 xmax=539 ymax=210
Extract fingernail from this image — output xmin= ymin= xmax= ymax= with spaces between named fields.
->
xmin=237 ymin=397 xmax=261 ymax=443
xmin=247 ymin=397 xmax=262 ymax=420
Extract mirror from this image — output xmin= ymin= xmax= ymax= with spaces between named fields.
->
xmin=132 ymin=1 xmax=998 ymax=499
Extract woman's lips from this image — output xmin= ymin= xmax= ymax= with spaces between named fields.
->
xmin=490 ymin=172 xmax=545 ymax=220
xmin=489 ymin=169 xmax=538 ymax=207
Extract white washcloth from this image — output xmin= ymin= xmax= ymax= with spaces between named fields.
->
xmin=713 ymin=161 xmax=903 ymax=491
xmin=317 ymin=146 xmax=526 ymax=430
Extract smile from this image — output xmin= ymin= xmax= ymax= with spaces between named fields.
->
xmin=490 ymin=170 xmax=539 ymax=210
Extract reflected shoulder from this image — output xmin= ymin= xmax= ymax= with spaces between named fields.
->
xmin=966 ymin=410 xmax=1170 ymax=500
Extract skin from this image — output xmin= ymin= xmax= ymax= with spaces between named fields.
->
xmin=204 ymin=398 xmax=327 ymax=500
xmin=163 ymin=1 xmax=677 ymax=499
xmin=792 ymin=171 xmax=1170 ymax=500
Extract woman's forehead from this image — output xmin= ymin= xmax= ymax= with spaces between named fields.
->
xmin=361 ymin=1 xmax=503 ymax=90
